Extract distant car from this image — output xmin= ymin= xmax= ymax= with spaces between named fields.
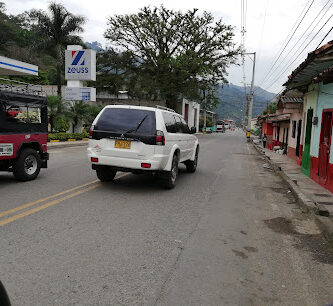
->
xmin=216 ymin=121 xmax=225 ymax=133
xmin=230 ymin=127 xmax=235 ymax=131
xmin=88 ymin=105 xmax=199 ymax=189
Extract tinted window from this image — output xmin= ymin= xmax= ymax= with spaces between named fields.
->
xmin=96 ymin=108 xmax=156 ymax=135
xmin=162 ymin=112 xmax=177 ymax=133
xmin=174 ymin=115 xmax=183 ymax=133
xmin=180 ymin=117 xmax=190 ymax=134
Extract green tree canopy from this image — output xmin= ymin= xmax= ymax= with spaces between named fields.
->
xmin=31 ymin=3 xmax=86 ymax=96
xmin=104 ymin=6 xmax=239 ymax=110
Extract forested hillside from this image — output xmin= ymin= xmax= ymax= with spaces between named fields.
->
xmin=214 ymin=84 xmax=276 ymax=124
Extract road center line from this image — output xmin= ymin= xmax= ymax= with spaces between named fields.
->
xmin=0 ymin=180 xmax=99 ymax=218
xmin=0 ymin=172 xmax=130 ymax=226
xmin=0 ymin=183 xmax=101 ymax=227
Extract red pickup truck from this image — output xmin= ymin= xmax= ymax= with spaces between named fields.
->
xmin=0 ymin=89 xmax=49 ymax=181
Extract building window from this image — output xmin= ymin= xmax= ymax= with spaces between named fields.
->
xmin=292 ymin=120 xmax=296 ymax=138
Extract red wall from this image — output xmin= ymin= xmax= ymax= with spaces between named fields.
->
xmin=310 ymin=156 xmax=333 ymax=193
xmin=262 ymin=120 xmax=274 ymax=149
xmin=287 ymin=147 xmax=298 ymax=161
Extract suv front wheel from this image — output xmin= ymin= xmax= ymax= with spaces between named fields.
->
xmin=13 ymin=148 xmax=41 ymax=181
xmin=164 ymin=154 xmax=179 ymax=189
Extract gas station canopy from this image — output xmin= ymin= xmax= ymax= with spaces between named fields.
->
xmin=0 ymin=56 xmax=38 ymax=76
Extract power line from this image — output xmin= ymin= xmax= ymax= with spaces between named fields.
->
xmin=257 ymin=0 xmax=269 ymax=62
xmin=315 ymin=26 xmax=333 ymax=49
xmin=256 ymin=0 xmax=314 ymax=90
xmin=261 ymin=13 xmax=333 ymax=92
xmin=256 ymin=0 xmax=332 ymax=93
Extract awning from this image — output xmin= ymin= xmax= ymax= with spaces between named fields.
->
xmin=267 ymin=113 xmax=291 ymax=123
xmin=0 ymin=56 xmax=38 ymax=76
xmin=284 ymin=41 xmax=333 ymax=90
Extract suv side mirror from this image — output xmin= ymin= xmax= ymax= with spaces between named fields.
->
xmin=190 ymin=127 xmax=196 ymax=134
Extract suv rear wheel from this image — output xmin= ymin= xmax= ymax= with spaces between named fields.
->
xmin=185 ymin=147 xmax=198 ymax=173
xmin=96 ymin=166 xmax=116 ymax=182
xmin=164 ymin=154 xmax=179 ymax=189
xmin=13 ymin=148 xmax=41 ymax=181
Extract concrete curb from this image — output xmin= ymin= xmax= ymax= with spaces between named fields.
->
xmin=47 ymin=140 xmax=88 ymax=150
xmin=252 ymin=141 xmax=333 ymax=244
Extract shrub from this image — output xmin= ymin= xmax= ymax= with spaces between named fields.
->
xmin=54 ymin=115 xmax=70 ymax=133
xmin=48 ymin=131 xmax=89 ymax=141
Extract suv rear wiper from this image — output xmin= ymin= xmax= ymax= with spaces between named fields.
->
xmin=125 ymin=115 xmax=148 ymax=134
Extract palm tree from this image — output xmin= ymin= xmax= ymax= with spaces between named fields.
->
xmin=33 ymin=3 xmax=86 ymax=96
xmin=69 ymin=101 xmax=89 ymax=133
xmin=47 ymin=95 xmax=69 ymax=132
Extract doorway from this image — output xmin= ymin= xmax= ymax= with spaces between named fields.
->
xmin=296 ymin=119 xmax=302 ymax=157
xmin=184 ymin=104 xmax=189 ymax=123
xmin=302 ymin=109 xmax=313 ymax=177
xmin=318 ymin=110 xmax=333 ymax=182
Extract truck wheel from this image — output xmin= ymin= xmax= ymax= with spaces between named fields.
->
xmin=185 ymin=147 xmax=199 ymax=173
xmin=164 ymin=154 xmax=179 ymax=189
xmin=96 ymin=167 xmax=116 ymax=182
xmin=13 ymin=148 xmax=41 ymax=181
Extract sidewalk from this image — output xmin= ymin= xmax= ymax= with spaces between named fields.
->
xmin=47 ymin=140 xmax=88 ymax=150
xmin=252 ymin=140 xmax=333 ymax=243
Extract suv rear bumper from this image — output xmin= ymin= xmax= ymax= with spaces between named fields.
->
xmin=88 ymin=153 xmax=168 ymax=171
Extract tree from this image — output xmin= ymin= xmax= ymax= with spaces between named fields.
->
xmin=32 ymin=3 xmax=86 ymax=96
xmin=85 ymin=104 xmax=103 ymax=126
xmin=105 ymin=6 xmax=239 ymax=110
xmin=262 ymin=101 xmax=277 ymax=115
xmin=68 ymin=101 xmax=89 ymax=133
xmin=47 ymin=95 xmax=68 ymax=132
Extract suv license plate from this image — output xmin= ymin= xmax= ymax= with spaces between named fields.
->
xmin=115 ymin=140 xmax=131 ymax=149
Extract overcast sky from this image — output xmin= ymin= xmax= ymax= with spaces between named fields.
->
xmin=4 ymin=0 xmax=333 ymax=94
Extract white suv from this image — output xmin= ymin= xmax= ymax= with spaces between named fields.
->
xmin=87 ymin=105 xmax=199 ymax=188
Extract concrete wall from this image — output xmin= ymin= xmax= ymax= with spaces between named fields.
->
xmin=288 ymin=112 xmax=303 ymax=149
xmin=279 ymin=121 xmax=290 ymax=144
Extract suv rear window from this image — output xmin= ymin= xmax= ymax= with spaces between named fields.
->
xmin=96 ymin=108 xmax=156 ymax=135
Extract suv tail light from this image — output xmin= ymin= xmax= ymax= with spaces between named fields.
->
xmin=156 ymin=130 xmax=165 ymax=145
xmin=89 ymin=125 xmax=95 ymax=137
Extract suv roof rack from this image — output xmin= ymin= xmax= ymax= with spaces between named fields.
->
xmin=0 ymin=78 xmax=46 ymax=97
xmin=155 ymin=105 xmax=176 ymax=113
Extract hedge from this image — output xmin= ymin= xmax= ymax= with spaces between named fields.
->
xmin=48 ymin=131 xmax=89 ymax=141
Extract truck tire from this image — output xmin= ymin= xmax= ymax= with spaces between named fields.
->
xmin=185 ymin=147 xmax=199 ymax=173
xmin=13 ymin=148 xmax=41 ymax=181
xmin=96 ymin=167 xmax=116 ymax=182
xmin=164 ymin=154 xmax=179 ymax=189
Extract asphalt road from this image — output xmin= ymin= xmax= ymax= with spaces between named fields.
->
xmin=1 ymin=130 xmax=333 ymax=305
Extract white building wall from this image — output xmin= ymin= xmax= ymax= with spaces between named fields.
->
xmin=182 ymin=99 xmax=200 ymax=132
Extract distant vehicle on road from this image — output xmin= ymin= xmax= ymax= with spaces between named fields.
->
xmin=216 ymin=120 xmax=225 ymax=133
xmin=0 ymin=87 xmax=49 ymax=181
xmin=88 ymin=105 xmax=199 ymax=189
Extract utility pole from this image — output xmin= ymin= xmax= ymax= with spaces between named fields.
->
xmin=246 ymin=52 xmax=256 ymax=142
xmin=203 ymin=90 xmax=207 ymax=133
